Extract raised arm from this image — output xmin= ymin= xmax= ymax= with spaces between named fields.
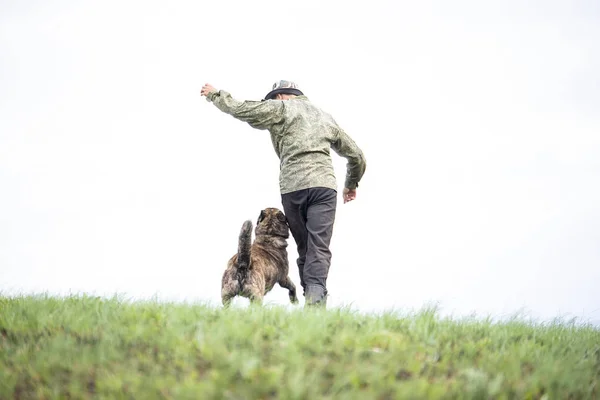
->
xmin=201 ymin=83 xmax=283 ymax=131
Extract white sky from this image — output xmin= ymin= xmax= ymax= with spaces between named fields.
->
xmin=1 ymin=0 xmax=599 ymax=324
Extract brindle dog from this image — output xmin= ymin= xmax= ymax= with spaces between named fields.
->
xmin=221 ymin=208 xmax=298 ymax=306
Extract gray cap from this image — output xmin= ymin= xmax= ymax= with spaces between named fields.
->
xmin=264 ymin=80 xmax=304 ymax=100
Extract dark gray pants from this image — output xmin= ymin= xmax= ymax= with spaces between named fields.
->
xmin=281 ymin=187 xmax=337 ymax=302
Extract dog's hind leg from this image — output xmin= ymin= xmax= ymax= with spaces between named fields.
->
xmin=221 ymin=283 xmax=238 ymax=308
xmin=221 ymin=269 xmax=239 ymax=308
xmin=245 ymin=274 xmax=265 ymax=306
xmin=249 ymin=293 xmax=264 ymax=306
xmin=279 ymin=276 xmax=299 ymax=304
xmin=222 ymin=292 xmax=235 ymax=308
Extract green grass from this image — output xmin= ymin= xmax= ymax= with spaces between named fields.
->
xmin=0 ymin=295 xmax=598 ymax=399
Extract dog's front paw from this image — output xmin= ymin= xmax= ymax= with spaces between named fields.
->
xmin=290 ymin=294 xmax=299 ymax=304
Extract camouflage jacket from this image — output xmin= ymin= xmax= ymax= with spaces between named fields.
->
xmin=206 ymin=90 xmax=366 ymax=194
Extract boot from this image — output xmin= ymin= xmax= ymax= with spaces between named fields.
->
xmin=304 ymin=284 xmax=327 ymax=308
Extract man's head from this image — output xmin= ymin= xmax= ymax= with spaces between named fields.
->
xmin=264 ymin=80 xmax=304 ymax=100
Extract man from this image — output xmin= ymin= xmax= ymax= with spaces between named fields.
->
xmin=200 ymin=80 xmax=366 ymax=307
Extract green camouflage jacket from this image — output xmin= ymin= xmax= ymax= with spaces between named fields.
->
xmin=206 ymin=90 xmax=366 ymax=194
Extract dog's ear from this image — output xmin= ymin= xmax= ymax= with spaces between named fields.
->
xmin=277 ymin=212 xmax=288 ymax=225
xmin=257 ymin=210 xmax=265 ymax=225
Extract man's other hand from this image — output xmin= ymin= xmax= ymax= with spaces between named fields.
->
xmin=201 ymin=83 xmax=217 ymax=97
xmin=343 ymin=188 xmax=357 ymax=204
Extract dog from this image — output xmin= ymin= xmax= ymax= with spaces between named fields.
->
xmin=221 ymin=207 xmax=298 ymax=307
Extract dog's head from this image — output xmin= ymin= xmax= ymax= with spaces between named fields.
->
xmin=255 ymin=208 xmax=289 ymax=238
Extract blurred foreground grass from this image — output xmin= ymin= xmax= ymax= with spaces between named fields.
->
xmin=0 ymin=295 xmax=598 ymax=399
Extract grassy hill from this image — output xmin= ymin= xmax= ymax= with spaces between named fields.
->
xmin=0 ymin=295 xmax=598 ymax=399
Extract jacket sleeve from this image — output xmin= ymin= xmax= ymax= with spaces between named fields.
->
xmin=206 ymin=90 xmax=284 ymax=130
xmin=331 ymin=128 xmax=367 ymax=189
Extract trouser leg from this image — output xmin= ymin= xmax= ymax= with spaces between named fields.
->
xmin=304 ymin=188 xmax=336 ymax=305
xmin=281 ymin=189 xmax=308 ymax=293
xmin=282 ymin=187 xmax=337 ymax=306
xmin=304 ymin=188 xmax=336 ymax=289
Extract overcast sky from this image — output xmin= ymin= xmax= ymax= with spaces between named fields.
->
xmin=1 ymin=0 xmax=599 ymax=324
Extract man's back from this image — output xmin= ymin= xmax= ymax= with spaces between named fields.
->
xmin=268 ymin=96 xmax=340 ymax=194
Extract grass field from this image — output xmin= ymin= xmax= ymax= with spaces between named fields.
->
xmin=0 ymin=295 xmax=598 ymax=399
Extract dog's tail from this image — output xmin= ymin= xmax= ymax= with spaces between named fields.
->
xmin=237 ymin=220 xmax=252 ymax=270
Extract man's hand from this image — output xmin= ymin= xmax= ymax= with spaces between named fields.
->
xmin=343 ymin=188 xmax=357 ymax=204
xmin=201 ymin=83 xmax=217 ymax=97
